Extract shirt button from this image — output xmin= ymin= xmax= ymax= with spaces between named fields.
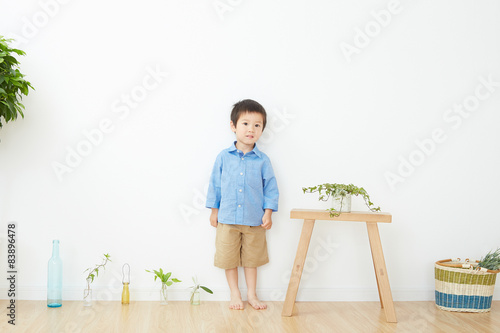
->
xmin=239 ymin=189 xmax=242 ymax=192
xmin=238 ymin=205 xmax=241 ymax=208
xmin=240 ymin=172 xmax=243 ymax=176
xmin=241 ymin=157 xmax=244 ymax=160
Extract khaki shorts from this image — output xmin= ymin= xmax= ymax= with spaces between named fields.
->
xmin=214 ymin=223 xmax=269 ymax=269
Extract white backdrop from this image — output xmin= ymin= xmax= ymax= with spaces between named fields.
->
xmin=1 ymin=0 xmax=499 ymax=302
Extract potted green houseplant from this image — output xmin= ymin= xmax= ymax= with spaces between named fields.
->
xmin=303 ymin=183 xmax=381 ymax=217
xmin=83 ymin=254 xmax=111 ymax=306
xmin=145 ymin=268 xmax=181 ymax=305
xmin=189 ymin=276 xmax=213 ymax=305
xmin=0 ymin=36 xmax=34 ymax=129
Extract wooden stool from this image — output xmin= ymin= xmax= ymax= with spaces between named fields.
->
xmin=281 ymin=209 xmax=397 ymax=323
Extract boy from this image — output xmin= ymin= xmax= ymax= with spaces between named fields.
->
xmin=206 ymin=99 xmax=279 ymax=310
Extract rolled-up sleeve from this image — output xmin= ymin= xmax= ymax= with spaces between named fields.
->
xmin=206 ymin=153 xmax=222 ymax=209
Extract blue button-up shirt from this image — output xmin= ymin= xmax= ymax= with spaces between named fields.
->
xmin=206 ymin=142 xmax=279 ymax=226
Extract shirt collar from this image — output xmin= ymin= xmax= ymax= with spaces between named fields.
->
xmin=228 ymin=141 xmax=262 ymax=158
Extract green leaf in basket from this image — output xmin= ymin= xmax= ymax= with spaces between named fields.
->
xmin=478 ymin=248 xmax=500 ymax=271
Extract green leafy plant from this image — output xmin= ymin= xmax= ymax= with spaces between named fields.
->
xmin=478 ymin=248 xmax=500 ymax=271
xmin=146 ymin=268 xmax=181 ymax=304
xmin=145 ymin=268 xmax=181 ymax=286
xmin=189 ymin=276 xmax=213 ymax=304
xmin=0 ymin=36 xmax=34 ymax=129
xmin=303 ymin=183 xmax=381 ymax=217
xmin=83 ymin=254 xmax=111 ymax=299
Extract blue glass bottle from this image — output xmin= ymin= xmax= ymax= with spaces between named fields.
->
xmin=47 ymin=240 xmax=62 ymax=308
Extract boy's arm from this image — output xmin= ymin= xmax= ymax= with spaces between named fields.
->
xmin=261 ymin=209 xmax=273 ymax=229
xmin=207 ymin=153 xmax=223 ymax=227
xmin=206 ymin=153 xmax=223 ymax=210
xmin=210 ymin=208 xmax=219 ymax=228
xmin=262 ymin=158 xmax=279 ymax=212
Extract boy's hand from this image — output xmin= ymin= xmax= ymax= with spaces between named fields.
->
xmin=261 ymin=209 xmax=273 ymax=230
xmin=210 ymin=208 xmax=219 ymax=227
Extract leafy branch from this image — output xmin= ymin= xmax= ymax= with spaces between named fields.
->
xmin=0 ymin=36 xmax=34 ymax=129
xmin=303 ymin=183 xmax=381 ymax=217
xmin=84 ymin=253 xmax=111 ymax=292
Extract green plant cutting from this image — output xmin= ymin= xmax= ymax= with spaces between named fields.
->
xmin=189 ymin=276 xmax=213 ymax=303
xmin=84 ymin=254 xmax=111 ymax=298
xmin=0 ymin=36 xmax=34 ymax=128
xmin=146 ymin=268 xmax=181 ymax=304
xmin=303 ymin=183 xmax=381 ymax=217
xmin=145 ymin=268 xmax=181 ymax=286
xmin=478 ymin=248 xmax=500 ymax=271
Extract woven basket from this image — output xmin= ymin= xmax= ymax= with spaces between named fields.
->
xmin=435 ymin=259 xmax=499 ymax=312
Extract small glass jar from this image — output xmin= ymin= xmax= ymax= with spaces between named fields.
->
xmin=160 ymin=283 xmax=168 ymax=305
xmin=83 ymin=288 xmax=92 ymax=307
xmin=190 ymin=290 xmax=200 ymax=306
xmin=332 ymin=194 xmax=351 ymax=213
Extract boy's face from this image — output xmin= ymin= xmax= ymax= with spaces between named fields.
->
xmin=230 ymin=111 xmax=264 ymax=149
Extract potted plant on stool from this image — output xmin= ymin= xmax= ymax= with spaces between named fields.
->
xmin=302 ymin=183 xmax=381 ymax=217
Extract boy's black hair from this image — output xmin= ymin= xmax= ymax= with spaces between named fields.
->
xmin=231 ymin=99 xmax=267 ymax=130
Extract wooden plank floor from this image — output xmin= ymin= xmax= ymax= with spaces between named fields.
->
xmin=1 ymin=300 xmax=499 ymax=332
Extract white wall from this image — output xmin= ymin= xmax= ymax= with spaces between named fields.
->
xmin=1 ymin=0 xmax=499 ymax=302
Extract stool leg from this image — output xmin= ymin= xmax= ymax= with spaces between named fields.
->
xmin=369 ymin=242 xmax=384 ymax=308
xmin=282 ymin=219 xmax=315 ymax=316
xmin=366 ymin=222 xmax=397 ymax=323
xmin=373 ymin=262 xmax=384 ymax=308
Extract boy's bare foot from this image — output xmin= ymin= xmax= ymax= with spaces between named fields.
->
xmin=229 ymin=292 xmax=244 ymax=310
xmin=248 ymin=295 xmax=267 ymax=310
